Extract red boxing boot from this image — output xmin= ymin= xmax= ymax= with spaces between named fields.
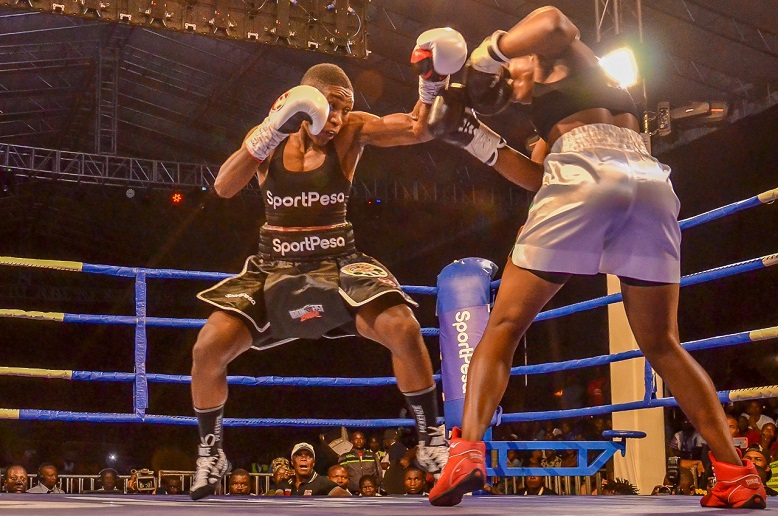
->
xmin=428 ymin=427 xmax=486 ymax=507
xmin=701 ymin=451 xmax=767 ymax=509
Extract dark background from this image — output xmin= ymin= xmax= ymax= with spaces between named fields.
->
xmin=1 ymin=103 xmax=776 ymax=474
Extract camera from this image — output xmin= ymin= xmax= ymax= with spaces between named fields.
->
xmin=131 ymin=468 xmax=157 ymax=493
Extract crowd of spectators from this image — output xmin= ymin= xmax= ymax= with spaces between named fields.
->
xmin=3 ymin=398 xmax=776 ymax=498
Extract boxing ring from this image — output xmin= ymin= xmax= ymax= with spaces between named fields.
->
xmin=1 ymin=186 xmax=776 ymax=514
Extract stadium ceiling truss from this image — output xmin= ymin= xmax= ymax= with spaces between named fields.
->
xmin=0 ymin=0 xmax=775 ymax=187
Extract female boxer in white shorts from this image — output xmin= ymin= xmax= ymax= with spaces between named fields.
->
xmin=429 ymin=6 xmax=766 ymax=509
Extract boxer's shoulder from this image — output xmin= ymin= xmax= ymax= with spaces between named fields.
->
xmin=333 ymin=111 xmax=373 ymax=144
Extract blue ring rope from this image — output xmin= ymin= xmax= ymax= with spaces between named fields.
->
xmin=52 ymin=253 xmax=774 ymax=330
xmin=83 ymin=264 xmax=438 ymax=294
xmin=499 ymin=386 xmax=778 ymax=423
xmin=10 ymin=385 xmax=777 ymax=427
xmin=32 ymin=323 xmax=770 ymax=384
xmin=0 ymin=187 xmax=775 ymax=427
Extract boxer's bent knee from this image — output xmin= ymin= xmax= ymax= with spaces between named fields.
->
xmin=192 ymin=311 xmax=253 ymax=367
xmin=486 ymin=311 xmax=528 ymax=345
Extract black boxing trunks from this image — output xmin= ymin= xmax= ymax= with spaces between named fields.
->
xmin=197 ymin=250 xmax=418 ymax=350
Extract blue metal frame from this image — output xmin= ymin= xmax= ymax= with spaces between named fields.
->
xmin=485 ymin=430 xmax=646 ymax=477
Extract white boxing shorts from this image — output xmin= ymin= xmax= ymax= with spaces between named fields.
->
xmin=512 ymin=124 xmax=681 ymax=283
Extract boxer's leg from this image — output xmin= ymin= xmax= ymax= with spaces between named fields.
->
xmin=355 ymin=295 xmax=448 ymax=471
xmin=190 ymin=310 xmax=253 ymax=500
xmin=620 ymin=281 xmax=766 ymax=509
xmin=430 ymin=260 xmax=565 ymax=506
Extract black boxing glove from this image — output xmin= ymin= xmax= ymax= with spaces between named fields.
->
xmin=462 ymin=60 xmax=513 ymax=116
xmin=429 ymin=83 xmax=506 ymax=166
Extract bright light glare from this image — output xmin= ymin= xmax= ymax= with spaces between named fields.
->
xmin=108 ymin=453 xmax=117 ymax=462
xmin=599 ymin=47 xmax=639 ymax=88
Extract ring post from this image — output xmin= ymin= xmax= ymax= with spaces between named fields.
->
xmin=436 ymin=258 xmax=497 ymax=433
xmin=134 ymin=271 xmax=148 ymax=418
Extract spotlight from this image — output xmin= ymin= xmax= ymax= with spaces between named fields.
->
xmin=107 ymin=453 xmax=118 ymax=462
xmin=171 ymin=192 xmax=183 ymax=204
xmin=126 ymin=188 xmax=135 ymax=199
xmin=599 ymin=47 xmax=639 ymax=88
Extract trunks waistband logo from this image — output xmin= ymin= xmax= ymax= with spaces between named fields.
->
xmin=273 ymin=236 xmax=346 ymax=256
xmin=289 ymin=304 xmax=325 ymax=322
xmin=341 ymin=262 xmax=388 ymax=278
xmin=224 ymin=292 xmax=256 ymax=305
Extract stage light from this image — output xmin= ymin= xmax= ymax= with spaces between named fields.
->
xmin=171 ymin=192 xmax=183 ymax=204
xmin=599 ymin=47 xmax=639 ymax=88
xmin=107 ymin=453 xmax=117 ymax=462
xmin=126 ymin=188 xmax=135 ymax=199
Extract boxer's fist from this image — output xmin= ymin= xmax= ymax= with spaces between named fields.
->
xmin=245 ymin=85 xmax=330 ymax=161
xmin=463 ymin=61 xmax=513 ymax=115
xmin=470 ymin=30 xmax=510 ymax=75
xmin=412 ymin=27 xmax=467 ymax=80
xmin=412 ymin=27 xmax=467 ymax=104
xmin=429 ymin=83 xmax=505 ymax=166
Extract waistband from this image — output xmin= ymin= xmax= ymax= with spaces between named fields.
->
xmin=258 ymin=222 xmax=355 ymax=261
xmin=550 ymin=123 xmax=649 ymax=156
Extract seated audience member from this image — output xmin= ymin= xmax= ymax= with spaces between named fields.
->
xmin=669 ymin=420 xmax=705 ymax=460
xmin=28 ymin=463 xmax=64 ymax=494
xmin=279 ymin=443 xmax=349 ymax=496
xmin=601 ymin=477 xmax=639 ymax=495
xmin=727 ymin=414 xmax=749 ymax=446
xmin=403 ymin=467 xmax=427 ymax=496
xmin=676 ymin=469 xmax=698 ymax=495
xmin=339 ymin=430 xmax=381 ymax=494
xmin=506 ymin=449 xmax=521 ymax=468
xmin=359 ymin=474 xmax=380 ymax=497
xmin=266 ymin=458 xmax=293 ymax=496
xmin=327 ymin=465 xmax=350 ymax=492
xmin=368 ymin=435 xmax=386 ymax=477
xmin=560 ymin=448 xmax=577 ymax=468
xmin=381 ymin=429 xmax=409 ymax=495
xmin=743 ymin=400 xmax=776 ymax=432
xmin=540 ymin=449 xmax=562 ymax=468
xmin=227 ymin=469 xmax=252 ymax=496
xmin=4 ymin=465 xmax=28 ymax=493
xmin=526 ymin=449 xmax=543 ymax=467
xmin=156 ymin=475 xmax=183 ymax=495
xmin=737 ymin=414 xmax=762 ymax=447
xmin=96 ymin=468 xmax=120 ymax=492
xmin=743 ymin=446 xmax=776 ymax=497
xmin=517 ymin=476 xmax=557 ymax=496
xmin=759 ymin=422 xmax=777 ymax=461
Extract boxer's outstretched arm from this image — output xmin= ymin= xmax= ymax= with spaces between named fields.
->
xmin=355 ymin=100 xmax=434 ymax=148
xmin=491 ymin=145 xmax=544 ymax=192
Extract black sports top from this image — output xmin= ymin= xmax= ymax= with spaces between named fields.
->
xmin=530 ymin=65 xmax=639 ymax=141
xmin=261 ymin=138 xmax=351 ymax=227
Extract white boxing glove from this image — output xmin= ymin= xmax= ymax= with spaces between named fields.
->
xmin=411 ymin=27 xmax=467 ymax=104
xmin=244 ymin=85 xmax=330 ymax=162
xmin=470 ymin=30 xmax=511 ymax=74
